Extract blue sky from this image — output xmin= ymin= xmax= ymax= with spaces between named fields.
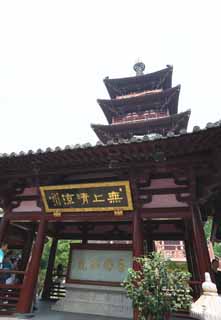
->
xmin=0 ymin=0 xmax=221 ymax=153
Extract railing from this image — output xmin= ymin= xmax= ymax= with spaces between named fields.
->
xmin=48 ymin=273 xmax=66 ymax=301
xmin=0 ymin=270 xmax=25 ymax=315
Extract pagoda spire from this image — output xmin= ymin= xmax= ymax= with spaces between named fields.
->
xmin=133 ymin=60 xmax=146 ymax=76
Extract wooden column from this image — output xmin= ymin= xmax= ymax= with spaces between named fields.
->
xmin=131 ymin=176 xmax=144 ymax=260
xmin=191 ymin=205 xmax=211 ymax=281
xmin=0 ymin=216 xmax=9 ymax=245
xmin=16 ymin=218 xmax=47 ymax=314
xmin=184 ymin=237 xmax=201 ymax=299
xmin=146 ymin=239 xmax=155 ymax=253
xmin=41 ymin=238 xmax=58 ymax=300
xmin=133 ymin=210 xmax=144 ymax=259
xmin=184 ymin=239 xmax=196 ymax=279
xmin=131 ymin=176 xmax=144 ymax=320
xmin=20 ymin=228 xmax=35 ymax=270
xmin=184 ymin=218 xmax=199 ymax=280
xmin=132 ymin=209 xmax=143 ymax=320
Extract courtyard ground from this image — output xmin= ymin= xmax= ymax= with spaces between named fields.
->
xmin=0 ymin=301 xmax=191 ymax=320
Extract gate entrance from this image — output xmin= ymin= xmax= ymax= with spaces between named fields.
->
xmin=0 ymin=64 xmax=221 ymax=319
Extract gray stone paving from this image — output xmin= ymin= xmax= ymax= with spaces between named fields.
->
xmin=0 ymin=301 xmax=190 ymax=319
xmin=0 ymin=301 xmax=131 ymax=320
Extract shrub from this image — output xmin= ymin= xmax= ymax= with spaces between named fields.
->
xmin=122 ymin=252 xmax=192 ymax=320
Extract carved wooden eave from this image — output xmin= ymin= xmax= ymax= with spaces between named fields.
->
xmin=0 ymin=124 xmax=221 ymax=184
xmin=97 ymin=85 xmax=180 ymax=124
xmin=91 ymin=110 xmax=191 ymax=143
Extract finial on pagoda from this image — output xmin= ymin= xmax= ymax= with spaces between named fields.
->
xmin=133 ymin=59 xmax=145 ymax=76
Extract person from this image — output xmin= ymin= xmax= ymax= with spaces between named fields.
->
xmin=56 ymin=264 xmax=64 ymax=278
xmin=0 ymin=243 xmax=8 ymax=268
xmin=3 ymin=252 xmax=13 ymax=283
xmin=0 ymin=243 xmax=8 ymax=283
xmin=211 ymin=258 xmax=221 ymax=294
xmin=5 ymin=255 xmax=17 ymax=284
xmin=15 ymin=256 xmax=23 ymax=284
xmin=56 ymin=264 xmax=64 ymax=285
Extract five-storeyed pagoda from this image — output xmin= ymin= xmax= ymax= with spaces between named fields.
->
xmin=92 ymin=62 xmax=190 ymax=142
xmin=91 ymin=62 xmax=191 ymax=262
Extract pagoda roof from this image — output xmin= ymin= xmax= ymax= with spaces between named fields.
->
xmin=104 ymin=65 xmax=173 ymax=99
xmin=91 ymin=110 xmax=191 ymax=144
xmin=97 ymin=85 xmax=180 ymax=124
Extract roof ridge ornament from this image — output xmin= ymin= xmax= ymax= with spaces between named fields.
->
xmin=133 ymin=60 xmax=145 ymax=76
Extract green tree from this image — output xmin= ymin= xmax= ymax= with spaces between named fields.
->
xmin=38 ymin=239 xmax=72 ymax=293
xmin=123 ymin=252 xmax=192 ymax=320
xmin=204 ymin=218 xmax=221 ymax=257
xmin=40 ymin=239 xmax=72 ymax=271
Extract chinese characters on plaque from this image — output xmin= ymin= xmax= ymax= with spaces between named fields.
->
xmin=40 ymin=181 xmax=133 ymax=213
xmin=77 ymin=256 xmax=125 ymax=272
xmin=68 ymin=248 xmax=132 ymax=283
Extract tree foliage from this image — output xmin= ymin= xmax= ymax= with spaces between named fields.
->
xmin=38 ymin=239 xmax=71 ymax=292
xmin=204 ymin=218 xmax=221 ymax=257
xmin=40 ymin=239 xmax=72 ymax=271
xmin=123 ymin=252 xmax=192 ymax=320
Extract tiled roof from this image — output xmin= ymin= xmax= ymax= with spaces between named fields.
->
xmin=97 ymin=85 xmax=180 ymax=124
xmin=91 ymin=110 xmax=191 ymax=143
xmin=0 ymin=119 xmax=220 ymax=160
xmin=0 ymin=120 xmax=220 ymax=186
xmin=104 ymin=66 xmax=173 ymax=99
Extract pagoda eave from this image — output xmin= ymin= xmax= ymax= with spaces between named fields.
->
xmin=104 ymin=66 xmax=173 ymax=99
xmin=91 ymin=110 xmax=191 ymax=144
xmin=97 ymin=85 xmax=180 ymax=124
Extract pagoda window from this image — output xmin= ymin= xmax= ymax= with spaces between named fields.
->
xmin=112 ymin=109 xmax=168 ymax=124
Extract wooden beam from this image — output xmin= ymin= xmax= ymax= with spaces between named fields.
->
xmin=139 ymin=187 xmax=189 ymax=195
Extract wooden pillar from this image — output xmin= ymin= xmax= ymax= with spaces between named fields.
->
xmin=131 ymin=176 xmax=144 ymax=260
xmin=16 ymin=218 xmax=47 ymax=314
xmin=0 ymin=216 xmax=10 ymax=245
xmin=132 ymin=210 xmax=143 ymax=320
xmin=130 ymin=174 xmax=144 ymax=320
xmin=133 ymin=210 xmax=144 ymax=259
xmin=146 ymin=239 xmax=155 ymax=253
xmin=191 ymin=205 xmax=211 ymax=281
xmin=20 ymin=228 xmax=35 ymax=270
xmin=184 ymin=238 xmax=201 ymax=298
xmin=41 ymin=238 xmax=58 ymax=300
xmin=82 ymin=235 xmax=88 ymax=244
xmin=184 ymin=239 xmax=196 ymax=279
xmin=184 ymin=218 xmax=199 ymax=280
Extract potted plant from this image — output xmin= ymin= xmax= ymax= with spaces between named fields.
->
xmin=122 ymin=252 xmax=192 ymax=320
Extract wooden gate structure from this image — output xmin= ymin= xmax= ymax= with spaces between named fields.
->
xmin=0 ymin=64 xmax=221 ymax=318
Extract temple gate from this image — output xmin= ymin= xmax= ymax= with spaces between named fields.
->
xmin=0 ymin=63 xmax=220 ymax=319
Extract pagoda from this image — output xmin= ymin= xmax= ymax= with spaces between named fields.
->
xmin=91 ymin=62 xmax=191 ymax=143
